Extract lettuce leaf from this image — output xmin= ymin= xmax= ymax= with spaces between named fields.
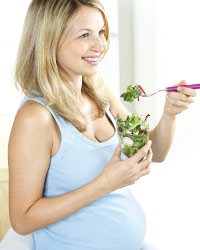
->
xmin=120 ymin=85 xmax=143 ymax=103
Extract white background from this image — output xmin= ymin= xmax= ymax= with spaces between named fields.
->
xmin=1 ymin=0 xmax=200 ymax=249
xmin=123 ymin=1 xmax=200 ymax=249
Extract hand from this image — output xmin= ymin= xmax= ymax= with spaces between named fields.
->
xmin=164 ymin=80 xmax=197 ymax=117
xmin=100 ymin=141 xmax=153 ymax=194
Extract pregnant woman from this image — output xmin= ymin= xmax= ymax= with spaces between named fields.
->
xmin=8 ymin=0 xmax=196 ymax=250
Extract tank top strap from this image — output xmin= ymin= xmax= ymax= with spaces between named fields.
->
xmin=104 ymin=102 xmax=117 ymax=130
xmin=20 ymin=95 xmax=67 ymax=128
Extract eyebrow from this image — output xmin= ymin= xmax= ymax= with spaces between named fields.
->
xmin=76 ymin=25 xmax=105 ymax=34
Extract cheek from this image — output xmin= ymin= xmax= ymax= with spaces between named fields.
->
xmin=71 ymin=41 xmax=91 ymax=57
xmin=57 ymin=48 xmax=69 ymax=67
xmin=57 ymin=44 xmax=78 ymax=65
xmin=102 ymin=37 xmax=108 ymax=50
xmin=57 ymin=43 xmax=69 ymax=65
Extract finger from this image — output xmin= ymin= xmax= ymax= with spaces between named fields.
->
xmin=170 ymin=80 xmax=187 ymax=87
xmin=167 ymin=91 xmax=194 ymax=103
xmin=177 ymin=80 xmax=187 ymax=86
xmin=138 ymin=148 xmax=153 ymax=170
xmin=167 ymin=97 xmax=189 ymax=110
xmin=165 ymin=105 xmax=184 ymax=115
xmin=138 ymin=166 xmax=150 ymax=178
xmin=167 ymin=92 xmax=194 ymax=105
xmin=111 ymin=144 xmax=122 ymax=161
xmin=169 ymin=80 xmax=196 ymax=97
xmin=177 ymin=86 xmax=197 ymax=97
xmin=128 ymin=140 xmax=152 ymax=163
xmin=134 ymin=163 xmax=151 ymax=182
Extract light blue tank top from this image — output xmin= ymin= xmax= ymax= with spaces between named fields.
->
xmin=20 ymin=96 xmax=146 ymax=250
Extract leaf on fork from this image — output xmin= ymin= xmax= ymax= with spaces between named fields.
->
xmin=120 ymin=85 xmax=143 ymax=103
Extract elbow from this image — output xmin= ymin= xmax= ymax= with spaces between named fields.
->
xmin=10 ymin=216 xmax=33 ymax=236
xmin=151 ymin=148 xmax=169 ymax=163
xmin=154 ymin=158 xmax=165 ymax=163
xmin=11 ymin=221 xmax=29 ymax=236
xmin=152 ymin=154 xmax=166 ymax=163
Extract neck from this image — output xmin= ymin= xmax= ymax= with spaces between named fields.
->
xmin=72 ymin=76 xmax=89 ymax=106
xmin=67 ymin=75 xmax=84 ymax=101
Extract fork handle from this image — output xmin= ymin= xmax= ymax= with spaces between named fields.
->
xmin=167 ymin=84 xmax=200 ymax=92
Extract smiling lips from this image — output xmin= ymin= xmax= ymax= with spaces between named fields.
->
xmin=82 ymin=56 xmax=100 ymax=65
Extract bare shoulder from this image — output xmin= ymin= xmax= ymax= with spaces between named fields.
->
xmin=14 ymin=100 xmax=54 ymax=128
xmin=9 ymin=100 xmax=54 ymax=162
xmin=103 ymin=84 xmax=131 ymax=118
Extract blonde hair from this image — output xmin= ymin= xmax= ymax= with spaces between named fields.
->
xmin=14 ymin=0 xmax=110 ymax=132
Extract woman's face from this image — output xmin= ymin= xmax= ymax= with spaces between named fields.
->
xmin=57 ymin=6 xmax=107 ymax=81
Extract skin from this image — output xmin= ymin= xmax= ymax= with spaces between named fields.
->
xmin=56 ymin=5 xmax=107 ymax=99
xmin=8 ymin=5 xmax=196 ymax=235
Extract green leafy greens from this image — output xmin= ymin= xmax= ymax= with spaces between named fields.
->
xmin=117 ymin=83 xmax=150 ymax=157
xmin=116 ymin=113 xmax=149 ymax=157
xmin=120 ymin=85 xmax=143 ymax=103
xmin=116 ymin=85 xmax=149 ymax=157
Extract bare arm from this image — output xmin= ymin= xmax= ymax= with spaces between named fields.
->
xmin=149 ymin=113 xmax=176 ymax=162
xmin=9 ymin=101 xmax=152 ymax=235
xmin=150 ymin=81 xmax=196 ymax=161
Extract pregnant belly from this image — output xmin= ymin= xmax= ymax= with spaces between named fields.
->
xmin=34 ymin=187 xmax=146 ymax=250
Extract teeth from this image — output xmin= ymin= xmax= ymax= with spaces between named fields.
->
xmin=83 ymin=57 xmax=98 ymax=62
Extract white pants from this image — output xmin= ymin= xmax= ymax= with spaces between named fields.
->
xmin=0 ymin=228 xmax=33 ymax=250
xmin=0 ymin=227 xmax=160 ymax=250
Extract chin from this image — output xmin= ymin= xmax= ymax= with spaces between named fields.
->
xmin=83 ymin=70 xmax=98 ymax=77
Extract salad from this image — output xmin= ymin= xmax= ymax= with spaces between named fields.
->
xmin=116 ymin=113 xmax=149 ymax=157
xmin=120 ymin=84 xmax=146 ymax=102
xmin=117 ymin=83 xmax=150 ymax=158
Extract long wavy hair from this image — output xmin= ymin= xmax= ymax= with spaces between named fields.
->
xmin=14 ymin=0 xmax=110 ymax=132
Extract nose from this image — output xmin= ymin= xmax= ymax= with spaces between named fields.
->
xmin=91 ymin=36 xmax=106 ymax=52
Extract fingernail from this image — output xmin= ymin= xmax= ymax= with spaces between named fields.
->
xmin=177 ymin=87 xmax=182 ymax=91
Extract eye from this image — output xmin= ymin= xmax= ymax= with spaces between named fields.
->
xmin=80 ymin=33 xmax=89 ymax=38
xmin=99 ymin=29 xmax=105 ymax=36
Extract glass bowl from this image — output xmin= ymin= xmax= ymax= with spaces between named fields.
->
xmin=116 ymin=113 xmax=149 ymax=159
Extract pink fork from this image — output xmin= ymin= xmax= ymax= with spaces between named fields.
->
xmin=139 ymin=84 xmax=200 ymax=97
